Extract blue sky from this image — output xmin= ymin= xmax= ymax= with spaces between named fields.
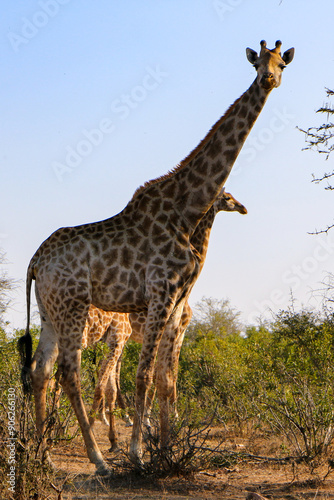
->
xmin=1 ymin=1 xmax=334 ymax=330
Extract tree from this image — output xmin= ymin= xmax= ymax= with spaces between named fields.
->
xmin=185 ymin=297 xmax=242 ymax=341
xmin=0 ymin=249 xmax=16 ymax=328
xmin=299 ymin=88 xmax=334 ymax=233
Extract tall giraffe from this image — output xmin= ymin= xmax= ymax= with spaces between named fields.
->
xmin=19 ymin=40 xmax=294 ymax=473
xmin=89 ymin=190 xmax=247 ymax=450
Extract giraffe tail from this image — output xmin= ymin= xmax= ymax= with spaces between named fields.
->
xmin=17 ymin=262 xmax=34 ymax=394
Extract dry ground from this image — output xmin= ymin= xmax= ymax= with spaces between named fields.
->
xmin=48 ymin=419 xmax=334 ymax=500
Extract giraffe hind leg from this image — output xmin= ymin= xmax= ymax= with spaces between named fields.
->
xmin=57 ymin=346 xmax=110 ymax=474
xmin=38 ymin=289 xmax=110 ymax=475
xmin=115 ymin=356 xmax=133 ymax=427
xmin=29 ymin=307 xmax=59 ymax=466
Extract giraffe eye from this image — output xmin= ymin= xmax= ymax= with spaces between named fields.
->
xmin=279 ymin=64 xmax=286 ymax=70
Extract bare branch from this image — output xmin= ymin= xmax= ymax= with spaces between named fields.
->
xmin=308 ymin=222 xmax=334 ymax=235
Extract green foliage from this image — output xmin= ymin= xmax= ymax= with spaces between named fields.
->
xmin=119 ymin=341 xmax=141 ymax=405
xmin=178 ymin=299 xmax=334 ymax=460
xmin=0 ymin=326 xmax=40 ymax=393
xmin=178 ymin=298 xmax=249 ymax=425
xmin=0 ymin=250 xmax=17 ymax=327
xmin=185 ymin=297 xmax=242 ymax=340
xmin=81 ymin=340 xmax=110 ymax=403
xmin=1 ymin=287 xmax=334 ymax=493
xmin=250 ymin=309 xmax=334 ymax=459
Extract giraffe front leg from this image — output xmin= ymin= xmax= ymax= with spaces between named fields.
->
xmin=115 ymin=355 xmax=133 ymax=427
xmin=168 ymin=301 xmax=192 ymax=419
xmin=129 ymin=312 xmax=168 ymax=465
xmin=90 ymin=324 xmax=131 ymax=450
xmin=155 ymin=300 xmax=186 ymax=449
xmin=105 ymin=372 xmax=119 ymax=451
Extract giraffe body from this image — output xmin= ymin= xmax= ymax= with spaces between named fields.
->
xmin=19 ymin=41 xmax=294 ymax=472
xmin=91 ymin=190 xmax=247 ymax=450
xmin=46 ymin=191 xmax=248 ymax=451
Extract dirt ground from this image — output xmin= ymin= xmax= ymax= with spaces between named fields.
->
xmin=50 ymin=419 xmax=334 ymax=500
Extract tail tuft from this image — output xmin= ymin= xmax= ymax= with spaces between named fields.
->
xmin=18 ymin=329 xmax=33 ymax=394
xmin=19 ymin=261 xmax=35 ymax=395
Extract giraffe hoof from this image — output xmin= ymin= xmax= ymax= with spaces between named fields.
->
xmin=129 ymin=453 xmax=145 ymax=470
xmin=108 ymin=443 xmax=120 ymax=453
xmin=95 ymin=462 xmax=112 ymax=476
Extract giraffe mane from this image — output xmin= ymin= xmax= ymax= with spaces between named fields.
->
xmin=131 ymin=93 xmax=244 ymax=200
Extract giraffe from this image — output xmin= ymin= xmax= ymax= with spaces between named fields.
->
xmin=19 ymin=40 xmax=294 ymax=473
xmin=46 ymin=190 xmax=248 ymax=450
xmin=90 ymin=190 xmax=247 ymax=450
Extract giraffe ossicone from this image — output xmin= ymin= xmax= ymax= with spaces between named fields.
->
xmin=18 ymin=40 xmax=294 ymax=474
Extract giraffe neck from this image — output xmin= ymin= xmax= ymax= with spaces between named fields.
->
xmin=190 ymin=204 xmax=218 ymax=267
xmin=161 ymin=79 xmax=270 ymax=233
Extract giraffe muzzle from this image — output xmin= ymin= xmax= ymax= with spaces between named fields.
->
xmin=260 ymin=73 xmax=275 ymax=90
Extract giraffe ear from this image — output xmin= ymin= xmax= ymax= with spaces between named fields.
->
xmin=246 ymin=48 xmax=258 ymax=65
xmin=282 ymin=47 xmax=295 ymax=65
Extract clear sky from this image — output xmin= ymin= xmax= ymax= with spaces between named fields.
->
xmin=1 ymin=0 xmax=334 ymax=330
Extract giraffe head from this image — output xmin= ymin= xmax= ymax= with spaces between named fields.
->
xmin=217 ymin=189 xmax=248 ymax=215
xmin=246 ymin=40 xmax=294 ymax=91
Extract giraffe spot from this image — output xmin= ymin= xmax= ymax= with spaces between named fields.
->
xmin=162 ymin=201 xmax=173 ymax=213
xmin=100 ymin=237 xmax=109 ymax=252
xmin=247 ymin=112 xmax=256 ymax=126
xmin=224 ymin=148 xmax=238 ymax=164
xmin=193 ymin=155 xmax=204 ymax=168
xmin=103 ymin=248 xmax=119 ymax=266
xmin=75 ymin=268 xmax=88 ymax=280
xmin=120 ymin=247 xmax=134 ymax=269
xmin=137 ymin=216 xmax=152 ymax=235
xmin=250 ymin=94 xmax=257 ymax=106
xmin=121 ymin=289 xmax=135 ymax=304
xmin=152 ymin=226 xmax=169 ymax=245
xmin=226 ymin=134 xmax=237 ymax=147
xmin=59 ymin=232 xmax=70 ymax=242
xmin=162 ymin=181 xmax=176 ymax=199
xmin=73 ymin=241 xmax=85 ymax=256
xmin=238 ymin=105 xmax=248 ymax=118
xmin=176 ymin=180 xmax=188 ymax=197
xmin=238 ymin=130 xmax=247 ymax=142
xmin=204 ymin=183 xmax=217 ymax=198
xmin=120 ymin=270 xmax=128 ymax=284
xmin=91 ymin=242 xmax=100 ymax=256
xmin=137 ymin=239 xmax=151 ymax=255
xmin=92 ymin=261 xmax=104 ymax=279
xmin=210 ymin=160 xmax=222 ymax=177
xmin=207 ymin=138 xmax=222 ymax=159
xmin=219 ymin=118 xmax=235 ymax=135
xmin=67 ymin=278 xmax=76 ymax=288
xmin=150 ymin=198 xmax=162 ymax=213
xmin=128 ymin=231 xmax=141 ymax=247
xmin=188 ymin=170 xmax=203 ymax=188
xmin=128 ymin=272 xmax=139 ymax=289
xmin=102 ymin=267 xmax=119 ymax=287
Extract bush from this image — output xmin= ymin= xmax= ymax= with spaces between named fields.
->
xmin=248 ymin=309 xmax=334 ymax=460
xmin=178 ymin=301 xmax=334 ymax=461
